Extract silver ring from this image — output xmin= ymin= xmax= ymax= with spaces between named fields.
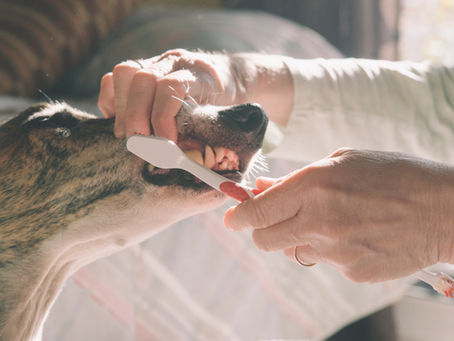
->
xmin=294 ymin=246 xmax=316 ymax=267
xmin=132 ymin=59 xmax=144 ymax=69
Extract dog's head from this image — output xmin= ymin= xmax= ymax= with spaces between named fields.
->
xmin=0 ymin=101 xmax=267 ymax=262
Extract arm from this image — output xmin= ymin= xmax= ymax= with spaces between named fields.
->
xmin=98 ymin=50 xmax=454 ymax=160
xmin=268 ymin=58 xmax=454 ymax=163
xmin=224 ymin=148 xmax=454 ymax=282
xmin=97 ymin=50 xmax=295 ymax=141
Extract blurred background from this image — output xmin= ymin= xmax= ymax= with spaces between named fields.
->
xmin=2 ymin=0 xmax=454 ymax=97
xmin=228 ymin=0 xmax=454 ymax=64
xmin=1 ymin=1 xmax=453 ymax=341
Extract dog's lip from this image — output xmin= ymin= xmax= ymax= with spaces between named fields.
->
xmin=177 ymin=136 xmax=204 ymax=152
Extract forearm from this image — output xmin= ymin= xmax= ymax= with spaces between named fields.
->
xmin=267 ymin=58 xmax=454 ymax=163
xmin=228 ymin=53 xmax=294 ymax=126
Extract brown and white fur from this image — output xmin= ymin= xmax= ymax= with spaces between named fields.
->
xmin=0 ymin=101 xmax=267 ymax=341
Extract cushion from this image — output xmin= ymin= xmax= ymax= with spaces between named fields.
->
xmin=57 ymin=6 xmax=342 ymax=97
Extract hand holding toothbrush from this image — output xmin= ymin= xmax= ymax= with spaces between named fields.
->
xmin=224 ymin=148 xmax=454 ymax=296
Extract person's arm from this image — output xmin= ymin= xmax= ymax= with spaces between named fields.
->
xmin=227 ymin=53 xmax=294 ymax=126
xmin=224 ymin=147 xmax=454 ymax=282
xmin=268 ymin=58 xmax=454 ymax=163
xmin=98 ymin=50 xmax=454 ymax=159
xmin=97 ymin=50 xmax=294 ymax=141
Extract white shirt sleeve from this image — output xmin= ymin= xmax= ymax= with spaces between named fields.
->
xmin=266 ymin=57 xmax=454 ymax=164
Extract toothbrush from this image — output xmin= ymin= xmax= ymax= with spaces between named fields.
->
xmin=126 ymin=135 xmax=255 ymax=202
xmin=126 ymin=135 xmax=454 ymax=298
xmin=414 ymin=269 xmax=454 ymax=298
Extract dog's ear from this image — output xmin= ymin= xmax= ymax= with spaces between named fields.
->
xmin=0 ymin=103 xmax=48 ymax=146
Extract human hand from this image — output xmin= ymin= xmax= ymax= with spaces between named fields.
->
xmin=224 ymin=148 xmax=454 ymax=282
xmin=97 ymin=49 xmax=238 ymax=140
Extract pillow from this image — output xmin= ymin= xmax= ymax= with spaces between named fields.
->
xmin=0 ymin=0 xmax=143 ymax=97
xmin=144 ymin=0 xmax=220 ymax=6
xmin=58 ymin=6 xmax=342 ymax=97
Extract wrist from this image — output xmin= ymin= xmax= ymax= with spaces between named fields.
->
xmin=229 ymin=53 xmax=294 ymax=126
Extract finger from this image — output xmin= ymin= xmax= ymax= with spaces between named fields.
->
xmin=112 ymin=61 xmax=141 ymax=137
xmin=155 ymin=48 xmax=186 ymax=62
xmin=283 ymin=245 xmax=320 ymax=266
xmin=122 ymin=69 xmax=158 ymax=137
xmin=123 ymin=59 xmax=177 ymax=138
xmin=98 ymin=72 xmax=115 ymax=118
xmin=251 ymin=215 xmax=314 ymax=251
xmin=224 ymin=176 xmax=301 ymax=231
xmin=149 ymin=69 xmax=195 ymax=142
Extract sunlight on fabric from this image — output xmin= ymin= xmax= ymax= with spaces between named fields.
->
xmin=399 ymin=0 xmax=454 ymax=65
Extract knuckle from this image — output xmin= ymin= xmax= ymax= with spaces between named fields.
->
xmin=343 ymin=266 xmax=370 ymax=283
xmin=329 ymin=147 xmax=354 ymax=158
xmin=134 ymin=69 xmax=159 ymax=84
xmin=288 ymin=223 xmax=303 ymax=244
xmin=158 ymin=49 xmax=187 ymax=62
xmin=156 ymin=77 xmax=185 ymax=95
xmin=165 ymin=48 xmax=186 ymax=56
xmin=247 ymin=204 xmax=268 ymax=228
xmin=330 ymin=250 xmax=354 ymax=266
xmin=252 ymin=230 xmax=271 ymax=252
xmin=113 ymin=62 xmax=136 ymax=75
xmin=100 ymin=72 xmax=112 ymax=87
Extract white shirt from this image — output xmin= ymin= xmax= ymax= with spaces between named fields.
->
xmin=268 ymin=58 xmax=454 ymax=163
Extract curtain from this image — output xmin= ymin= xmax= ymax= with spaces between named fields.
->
xmin=224 ymin=0 xmax=401 ymax=60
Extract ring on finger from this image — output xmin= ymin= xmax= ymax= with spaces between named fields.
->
xmin=294 ymin=246 xmax=316 ymax=267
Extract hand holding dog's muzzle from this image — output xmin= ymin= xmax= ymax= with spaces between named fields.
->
xmin=97 ymin=49 xmax=238 ymax=141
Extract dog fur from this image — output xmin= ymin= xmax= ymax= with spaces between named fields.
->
xmin=0 ymin=101 xmax=267 ymax=341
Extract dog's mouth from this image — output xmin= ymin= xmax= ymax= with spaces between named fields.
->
xmin=142 ymin=135 xmax=244 ymax=189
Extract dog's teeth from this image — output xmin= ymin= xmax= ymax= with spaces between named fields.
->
xmin=214 ymin=147 xmax=225 ymax=163
xmin=227 ymin=150 xmax=239 ymax=164
xmin=184 ymin=149 xmax=203 ymax=165
xmin=204 ymin=145 xmax=215 ymax=169
xmin=147 ymin=164 xmax=155 ymax=172
xmin=220 ymin=160 xmax=228 ymax=170
xmin=225 ymin=150 xmax=233 ymax=161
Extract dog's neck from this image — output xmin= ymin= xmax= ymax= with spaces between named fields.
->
xmin=0 ymin=113 xmax=197 ymax=341
xmin=0 ymin=101 xmax=265 ymax=340
xmin=0 ymin=252 xmax=74 ymax=341
xmin=0 ymin=190 xmax=210 ymax=341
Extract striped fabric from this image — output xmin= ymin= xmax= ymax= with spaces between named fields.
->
xmin=0 ymin=0 xmax=142 ymax=96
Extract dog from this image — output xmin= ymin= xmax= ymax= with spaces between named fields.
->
xmin=0 ymin=101 xmax=267 ymax=341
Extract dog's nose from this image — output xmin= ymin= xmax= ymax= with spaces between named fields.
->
xmin=219 ymin=103 xmax=267 ymax=134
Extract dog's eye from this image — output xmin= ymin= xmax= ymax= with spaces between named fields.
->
xmin=27 ymin=111 xmax=79 ymax=129
xmin=45 ymin=112 xmax=79 ymax=129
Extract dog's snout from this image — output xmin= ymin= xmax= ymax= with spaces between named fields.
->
xmin=219 ymin=103 xmax=267 ymax=134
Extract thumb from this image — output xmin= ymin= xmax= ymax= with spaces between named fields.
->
xmin=255 ymin=176 xmax=279 ymax=191
xmin=224 ymin=176 xmax=299 ymax=231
